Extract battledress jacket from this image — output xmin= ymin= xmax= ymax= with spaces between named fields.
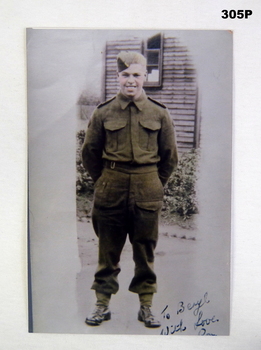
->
xmin=82 ymin=91 xmax=178 ymax=185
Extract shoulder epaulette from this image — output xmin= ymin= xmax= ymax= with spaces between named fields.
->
xmin=148 ymin=97 xmax=166 ymax=109
xmin=97 ymin=96 xmax=116 ymax=109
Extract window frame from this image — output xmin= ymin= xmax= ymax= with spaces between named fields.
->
xmin=143 ymin=33 xmax=163 ymax=88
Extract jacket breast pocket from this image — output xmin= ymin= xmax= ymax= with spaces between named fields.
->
xmin=104 ymin=119 xmax=127 ymax=152
xmin=139 ymin=120 xmax=161 ymax=151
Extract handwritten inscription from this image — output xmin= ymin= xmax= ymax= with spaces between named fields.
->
xmin=160 ymin=319 xmax=186 ymax=335
xmin=198 ymin=328 xmax=217 ymax=336
xmin=177 ymin=292 xmax=210 ymax=316
xmin=194 ymin=311 xmax=219 ymax=330
xmin=160 ymin=292 xmax=219 ymax=336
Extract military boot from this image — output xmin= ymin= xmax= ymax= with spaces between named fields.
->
xmin=138 ymin=293 xmax=161 ymax=328
xmin=138 ymin=305 xmax=161 ymax=328
xmin=85 ymin=292 xmax=111 ymax=326
xmin=85 ymin=305 xmax=111 ymax=326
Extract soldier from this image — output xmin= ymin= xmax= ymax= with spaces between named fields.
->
xmin=82 ymin=51 xmax=178 ymax=328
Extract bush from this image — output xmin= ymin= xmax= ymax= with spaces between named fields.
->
xmin=77 ymin=91 xmax=100 ymax=106
xmin=76 ymin=130 xmax=94 ymax=195
xmin=162 ymin=149 xmax=199 ymax=223
xmin=76 ymin=130 xmax=94 ymax=219
xmin=76 ymin=130 xmax=199 ymax=223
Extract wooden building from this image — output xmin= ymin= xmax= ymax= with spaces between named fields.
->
xmin=104 ymin=33 xmax=200 ymax=153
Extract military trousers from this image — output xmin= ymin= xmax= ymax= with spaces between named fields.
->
xmin=91 ymin=163 xmax=164 ymax=295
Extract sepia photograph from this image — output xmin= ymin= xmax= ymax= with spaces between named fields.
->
xmin=27 ymin=29 xmax=232 ymax=335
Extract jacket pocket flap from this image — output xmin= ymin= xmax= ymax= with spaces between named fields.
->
xmin=139 ymin=120 xmax=161 ymax=131
xmin=136 ymin=201 xmax=163 ymax=211
xmin=104 ymin=120 xmax=127 ymax=131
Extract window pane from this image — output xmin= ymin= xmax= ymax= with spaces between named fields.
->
xmin=147 ymin=34 xmax=161 ymax=49
xmin=147 ymin=51 xmax=159 ymax=65
xmin=147 ymin=68 xmax=159 ymax=82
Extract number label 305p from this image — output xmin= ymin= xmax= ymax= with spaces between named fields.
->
xmin=221 ymin=10 xmax=253 ymax=19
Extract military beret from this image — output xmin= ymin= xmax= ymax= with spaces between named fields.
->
xmin=117 ymin=51 xmax=147 ymax=72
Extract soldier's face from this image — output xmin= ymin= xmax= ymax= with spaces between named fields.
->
xmin=117 ymin=64 xmax=147 ymax=100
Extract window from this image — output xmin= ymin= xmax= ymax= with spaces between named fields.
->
xmin=143 ymin=34 xmax=163 ymax=87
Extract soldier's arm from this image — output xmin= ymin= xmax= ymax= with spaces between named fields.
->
xmin=157 ymin=110 xmax=178 ymax=186
xmin=81 ymin=110 xmax=105 ymax=183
